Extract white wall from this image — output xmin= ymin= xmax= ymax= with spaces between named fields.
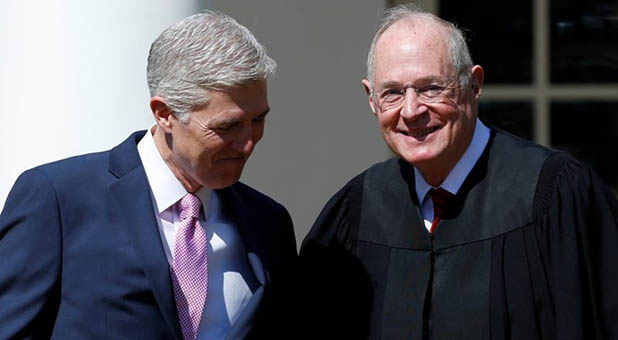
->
xmin=211 ymin=1 xmax=389 ymax=244
xmin=0 ymin=0 xmax=203 ymax=207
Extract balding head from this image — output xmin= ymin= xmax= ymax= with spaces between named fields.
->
xmin=366 ymin=4 xmax=474 ymax=91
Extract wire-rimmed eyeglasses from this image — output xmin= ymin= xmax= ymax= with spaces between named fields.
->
xmin=371 ymin=76 xmax=459 ymax=112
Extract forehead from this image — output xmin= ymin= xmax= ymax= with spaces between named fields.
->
xmin=223 ymin=79 xmax=268 ymax=110
xmin=213 ymin=80 xmax=268 ymax=111
xmin=193 ymin=80 xmax=269 ymax=122
xmin=373 ymin=19 xmax=453 ymax=87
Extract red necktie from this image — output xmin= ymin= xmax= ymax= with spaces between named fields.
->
xmin=429 ymin=188 xmax=453 ymax=234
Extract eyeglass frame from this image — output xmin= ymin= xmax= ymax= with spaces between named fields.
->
xmin=370 ymin=75 xmax=460 ymax=112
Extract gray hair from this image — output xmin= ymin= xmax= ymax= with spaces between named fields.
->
xmin=147 ymin=11 xmax=277 ymax=123
xmin=366 ymin=4 xmax=473 ymax=90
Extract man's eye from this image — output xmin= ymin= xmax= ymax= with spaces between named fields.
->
xmin=215 ymin=124 xmax=233 ymax=131
xmin=385 ymin=89 xmax=403 ymax=96
xmin=381 ymin=89 xmax=403 ymax=101
xmin=420 ymin=85 xmax=444 ymax=96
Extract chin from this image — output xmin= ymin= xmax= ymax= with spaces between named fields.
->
xmin=392 ymin=134 xmax=443 ymax=159
xmin=395 ymin=147 xmax=441 ymax=167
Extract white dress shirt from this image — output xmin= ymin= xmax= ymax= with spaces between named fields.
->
xmin=137 ymin=127 xmax=260 ymax=339
xmin=414 ymin=119 xmax=491 ymax=231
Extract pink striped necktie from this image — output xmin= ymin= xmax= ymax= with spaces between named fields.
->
xmin=171 ymin=193 xmax=208 ymax=340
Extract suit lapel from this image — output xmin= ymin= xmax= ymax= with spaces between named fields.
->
xmin=107 ymin=131 xmax=182 ymax=340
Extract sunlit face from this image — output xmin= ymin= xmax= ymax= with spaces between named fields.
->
xmin=363 ymin=20 xmax=482 ymax=183
xmin=167 ymin=80 xmax=269 ymax=190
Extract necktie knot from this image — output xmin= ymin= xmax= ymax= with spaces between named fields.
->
xmin=430 ymin=188 xmax=453 ymax=219
xmin=429 ymin=188 xmax=454 ymax=233
xmin=178 ymin=193 xmax=201 ymax=220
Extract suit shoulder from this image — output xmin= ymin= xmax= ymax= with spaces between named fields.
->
xmin=35 ymin=148 xmax=110 ymax=174
xmin=30 ymin=150 xmax=111 ymax=185
xmin=25 ymin=130 xmax=144 ymax=183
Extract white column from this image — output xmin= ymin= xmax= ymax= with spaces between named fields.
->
xmin=0 ymin=0 xmax=202 ymax=207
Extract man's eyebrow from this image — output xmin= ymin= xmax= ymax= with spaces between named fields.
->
xmin=377 ymin=81 xmax=403 ymax=89
xmin=212 ymin=117 xmax=238 ymax=127
xmin=211 ymin=107 xmax=271 ymax=125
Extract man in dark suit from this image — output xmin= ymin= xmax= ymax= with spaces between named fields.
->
xmin=299 ymin=4 xmax=618 ymax=340
xmin=0 ymin=11 xmax=296 ymax=340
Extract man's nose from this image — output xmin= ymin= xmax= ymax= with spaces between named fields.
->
xmin=232 ymin=126 xmax=257 ymax=153
xmin=400 ymin=88 xmax=428 ymax=120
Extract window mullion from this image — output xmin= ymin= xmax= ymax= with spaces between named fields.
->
xmin=534 ymin=0 xmax=550 ymax=146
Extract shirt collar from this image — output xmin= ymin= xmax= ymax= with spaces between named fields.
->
xmin=137 ymin=126 xmax=211 ymax=214
xmin=414 ymin=119 xmax=490 ymax=203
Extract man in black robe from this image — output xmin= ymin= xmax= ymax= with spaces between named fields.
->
xmin=298 ymin=4 xmax=618 ymax=340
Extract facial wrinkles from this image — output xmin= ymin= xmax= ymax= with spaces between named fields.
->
xmin=189 ymin=117 xmax=219 ymax=139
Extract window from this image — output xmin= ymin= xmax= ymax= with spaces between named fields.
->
xmin=390 ymin=0 xmax=618 ymax=194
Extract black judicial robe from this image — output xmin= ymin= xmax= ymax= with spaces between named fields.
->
xmin=298 ymin=130 xmax=618 ymax=340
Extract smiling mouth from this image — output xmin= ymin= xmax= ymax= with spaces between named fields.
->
xmin=401 ymin=126 xmax=440 ymax=138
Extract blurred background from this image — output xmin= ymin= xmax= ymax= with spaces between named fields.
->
xmin=1 ymin=0 xmax=616 ymax=246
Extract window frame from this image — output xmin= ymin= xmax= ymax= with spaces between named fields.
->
xmin=389 ymin=0 xmax=618 ymax=146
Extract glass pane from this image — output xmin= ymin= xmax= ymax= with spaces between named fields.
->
xmin=440 ymin=0 xmax=533 ymax=84
xmin=479 ymin=101 xmax=534 ymax=141
xmin=551 ymin=0 xmax=618 ymax=83
xmin=551 ymin=102 xmax=618 ymax=194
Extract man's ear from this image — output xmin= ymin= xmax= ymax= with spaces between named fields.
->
xmin=361 ymin=79 xmax=378 ymax=116
xmin=470 ymin=65 xmax=484 ymax=101
xmin=150 ymin=96 xmax=175 ymax=133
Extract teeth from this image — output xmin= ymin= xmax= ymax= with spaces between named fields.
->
xmin=409 ymin=127 xmax=438 ymax=138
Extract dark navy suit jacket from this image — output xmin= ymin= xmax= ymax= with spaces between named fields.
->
xmin=0 ymin=131 xmax=297 ymax=339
